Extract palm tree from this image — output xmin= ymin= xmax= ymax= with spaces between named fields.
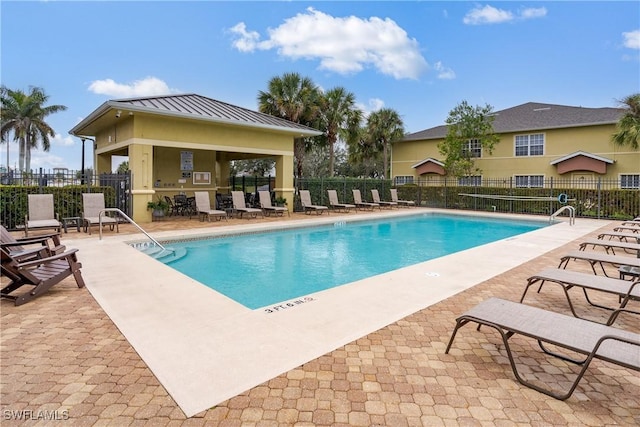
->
xmin=317 ymin=87 xmax=362 ymax=176
xmin=612 ymin=93 xmax=640 ymax=150
xmin=365 ymin=108 xmax=405 ymax=178
xmin=257 ymin=72 xmax=321 ymax=177
xmin=0 ymin=85 xmax=67 ymax=171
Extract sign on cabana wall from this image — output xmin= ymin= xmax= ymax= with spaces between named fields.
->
xmin=181 ymin=151 xmax=193 ymax=171
xmin=193 ymin=172 xmax=211 ymax=185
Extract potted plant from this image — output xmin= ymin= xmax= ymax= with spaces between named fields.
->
xmin=147 ymin=197 xmax=169 ymax=220
xmin=274 ymin=196 xmax=287 ymax=207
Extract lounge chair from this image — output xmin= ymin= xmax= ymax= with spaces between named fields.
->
xmin=559 ymin=250 xmax=640 ymax=277
xmin=258 ymin=191 xmax=289 ymax=217
xmin=370 ymin=189 xmax=397 ymax=209
xmin=352 ymin=189 xmax=379 ymax=211
xmin=25 ymin=194 xmax=62 ymax=236
xmin=194 ymin=191 xmax=227 ymax=222
xmin=445 ymin=297 xmax=640 ymax=400
xmin=299 ymin=190 xmax=328 ymax=215
xmin=521 ymin=267 xmax=640 ymax=324
xmin=1 ymin=246 xmax=85 ymax=306
xmin=327 ymin=190 xmax=356 ymax=213
xmin=82 ymin=193 xmax=120 ymax=235
xmin=620 ymin=220 xmax=640 ymax=228
xmin=231 ymin=191 xmax=263 ymax=219
xmin=0 ymin=225 xmax=65 ymax=260
xmin=578 ymin=238 xmax=640 ymax=257
xmin=390 ymin=189 xmax=415 ymax=207
xmin=597 ymin=231 xmax=640 ymax=243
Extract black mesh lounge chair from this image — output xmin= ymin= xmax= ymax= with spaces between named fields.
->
xmin=445 ymin=297 xmax=640 ymax=400
xmin=352 ymin=189 xmax=379 ymax=211
xmin=1 ymin=246 xmax=85 ymax=306
xmin=559 ymin=251 xmax=640 ymax=277
xmin=370 ymin=189 xmax=397 ymax=209
xmin=521 ymin=268 xmax=640 ymax=324
xmin=194 ymin=191 xmax=227 ymax=221
xmin=327 ymin=190 xmax=355 ymax=213
xmin=299 ymin=190 xmax=328 ymax=215
xmin=390 ymin=189 xmax=415 ymax=207
xmin=258 ymin=191 xmax=288 ymax=217
xmin=231 ymin=191 xmax=262 ymax=219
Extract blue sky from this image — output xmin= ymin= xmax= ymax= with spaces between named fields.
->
xmin=2 ymin=1 xmax=638 ymax=171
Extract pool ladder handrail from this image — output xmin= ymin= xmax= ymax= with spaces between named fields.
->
xmin=97 ymin=208 xmax=173 ymax=253
xmin=550 ymin=205 xmax=575 ymax=225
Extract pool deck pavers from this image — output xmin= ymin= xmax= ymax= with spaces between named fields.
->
xmin=1 ymin=210 xmax=639 ymax=426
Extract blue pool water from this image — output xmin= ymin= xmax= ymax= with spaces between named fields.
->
xmin=151 ymin=214 xmax=545 ymax=309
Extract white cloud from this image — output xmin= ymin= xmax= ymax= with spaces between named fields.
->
xmin=230 ymin=7 xmax=427 ymax=80
xmin=622 ymin=29 xmax=640 ymax=50
xmin=88 ymin=76 xmax=176 ymax=98
xmin=50 ymin=133 xmax=75 ymax=147
xmin=433 ymin=61 xmax=456 ymax=80
xmin=463 ymin=5 xmax=513 ymax=25
xmin=357 ymin=98 xmax=386 ymax=119
xmin=463 ymin=5 xmax=546 ymax=25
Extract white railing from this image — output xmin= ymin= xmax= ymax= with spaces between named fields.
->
xmin=550 ymin=205 xmax=575 ymax=225
xmin=98 ymin=208 xmax=173 ymax=254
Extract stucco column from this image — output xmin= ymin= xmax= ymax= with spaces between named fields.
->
xmin=274 ymin=155 xmax=294 ymax=213
xmin=128 ymin=143 xmax=155 ymax=222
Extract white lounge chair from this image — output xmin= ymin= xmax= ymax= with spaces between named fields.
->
xmin=390 ymin=189 xmax=415 ymax=207
xmin=352 ymin=189 xmax=379 ymax=211
xmin=194 ymin=192 xmax=227 ymax=221
xmin=258 ymin=191 xmax=288 ymax=217
xmin=559 ymin=250 xmax=640 ymax=277
xmin=370 ymin=189 xmax=397 ymax=209
xmin=231 ymin=191 xmax=263 ymax=219
xmin=82 ymin=193 xmax=119 ymax=235
xmin=299 ymin=190 xmax=328 ymax=215
xmin=327 ymin=190 xmax=355 ymax=213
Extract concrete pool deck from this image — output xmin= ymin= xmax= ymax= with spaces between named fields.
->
xmin=2 ymin=209 xmax=639 ymax=425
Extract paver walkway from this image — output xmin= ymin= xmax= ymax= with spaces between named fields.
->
xmin=1 ymin=214 xmax=639 ymax=426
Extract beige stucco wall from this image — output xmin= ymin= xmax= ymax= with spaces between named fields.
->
xmin=392 ymin=123 xmax=640 ymax=182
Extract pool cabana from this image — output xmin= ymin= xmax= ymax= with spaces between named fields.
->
xmin=70 ymin=94 xmax=321 ymax=223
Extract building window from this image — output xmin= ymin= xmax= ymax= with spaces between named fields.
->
xmin=394 ymin=176 xmax=414 ymax=185
xmin=463 ymin=139 xmax=482 ymax=158
xmin=458 ymin=176 xmax=482 ymax=186
xmin=515 ymin=133 xmax=544 ymax=156
xmin=621 ymin=174 xmax=640 ymax=189
xmin=515 ymin=175 xmax=544 ymax=188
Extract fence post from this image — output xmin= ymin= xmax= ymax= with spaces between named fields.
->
xmin=597 ymin=177 xmax=602 ymax=219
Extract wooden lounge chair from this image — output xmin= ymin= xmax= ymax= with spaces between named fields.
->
xmin=25 ymin=194 xmax=62 ymax=236
xmin=559 ymin=250 xmax=640 ymax=277
xmin=327 ymin=190 xmax=356 ymax=213
xmin=0 ymin=225 xmax=65 ymax=260
xmin=194 ymin=191 xmax=227 ymax=221
xmin=390 ymin=189 xmax=415 ymax=207
xmin=578 ymin=238 xmax=640 ymax=257
xmin=299 ymin=190 xmax=328 ymax=215
xmin=258 ymin=191 xmax=289 ymax=217
xmin=370 ymin=189 xmax=397 ymax=209
xmin=82 ymin=193 xmax=119 ymax=235
xmin=1 ymin=246 xmax=85 ymax=306
xmin=230 ymin=191 xmax=262 ymax=219
xmin=352 ymin=189 xmax=379 ymax=211
xmin=445 ymin=297 xmax=640 ymax=400
xmin=522 ymin=267 xmax=640 ymax=324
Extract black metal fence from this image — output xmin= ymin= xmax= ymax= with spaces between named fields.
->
xmin=0 ymin=169 xmax=131 ymax=230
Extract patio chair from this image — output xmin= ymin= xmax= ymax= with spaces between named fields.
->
xmin=164 ymin=196 xmax=180 ymax=217
xmin=0 ymin=225 xmax=65 ymax=260
xmin=578 ymin=238 xmax=640 ymax=256
xmin=559 ymin=250 xmax=640 ymax=277
xmin=299 ymin=190 xmax=328 ymax=215
xmin=521 ymin=267 xmax=640 ymax=324
xmin=231 ymin=191 xmax=263 ymax=219
xmin=82 ymin=193 xmax=119 ymax=235
xmin=327 ymin=190 xmax=356 ymax=213
xmin=445 ymin=297 xmax=640 ymax=400
xmin=1 ymin=246 xmax=85 ymax=306
xmin=597 ymin=231 xmax=640 ymax=243
xmin=352 ymin=189 xmax=379 ymax=211
xmin=258 ymin=191 xmax=289 ymax=217
xmin=25 ymin=194 xmax=62 ymax=236
xmin=390 ymin=189 xmax=415 ymax=207
xmin=613 ymin=225 xmax=640 ymax=234
xmin=194 ymin=191 xmax=227 ymax=222
xmin=370 ymin=189 xmax=397 ymax=209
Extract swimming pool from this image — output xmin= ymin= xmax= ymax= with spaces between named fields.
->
xmin=142 ymin=213 xmax=546 ymax=309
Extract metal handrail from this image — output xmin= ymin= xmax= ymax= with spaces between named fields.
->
xmin=98 ymin=208 xmax=172 ymax=253
xmin=550 ymin=205 xmax=575 ymax=226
